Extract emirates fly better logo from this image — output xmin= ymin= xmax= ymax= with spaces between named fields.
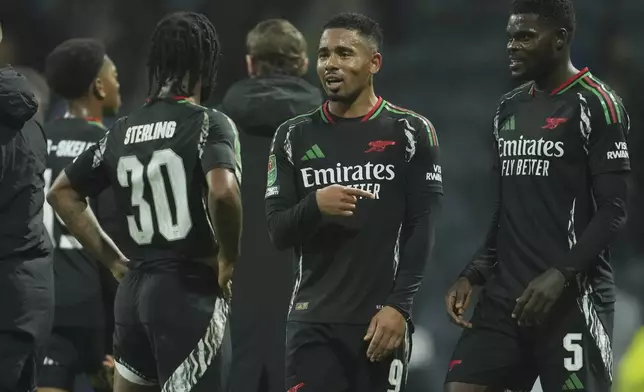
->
xmin=300 ymin=161 xmax=395 ymax=199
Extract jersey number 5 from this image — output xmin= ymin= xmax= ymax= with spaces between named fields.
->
xmin=563 ymin=333 xmax=583 ymax=371
xmin=117 ymin=149 xmax=192 ymax=245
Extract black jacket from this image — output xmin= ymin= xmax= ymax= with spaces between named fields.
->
xmin=220 ymin=74 xmax=321 ymax=389
xmin=0 ymin=67 xmax=53 ymax=337
xmin=0 ymin=67 xmax=51 ymax=260
xmin=221 ymin=75 xmax=321 ymax=307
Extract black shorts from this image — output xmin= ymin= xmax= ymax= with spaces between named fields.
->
xmin=113 ymin=266 xmax=231 ymax=391
xmin=444 ymin=287 xmax=614 ymax=391
xmin=37 ymin=326 xmax=105 ymax=390
xmin=286 ymin=321 xmax=412 ymax=392
xmin=0 ymin=331 xmax=37 ymax=392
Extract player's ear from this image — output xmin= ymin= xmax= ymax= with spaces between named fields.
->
xmin=370 ymin=52 xmax=382 ymax=75
xmin=245 ymin=55 xmax=255 ymax=77
xmin=554 ymin=28 xmax=568 ymax=51
xmin=298 ymin=54 xmax=309 ymax=76
xmin=93 ymin=78 xmax=106 ymax=100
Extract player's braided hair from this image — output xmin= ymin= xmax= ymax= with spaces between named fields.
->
xmin=45 ymin=38 xmax=106 ymax=100
xmin=511 ymin=0 xmax=576 ymax=36
xmin=147 ymin=11 xmax=220 ymax=102
xmin=323 ymin=13 xmax=383 ymax=52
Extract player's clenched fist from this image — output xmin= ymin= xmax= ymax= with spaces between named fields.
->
xmin=315 ymin=184 xmax=375 ymax=216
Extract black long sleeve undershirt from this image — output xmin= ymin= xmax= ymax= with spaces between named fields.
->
xmin=459 ymin=148 xmax=501 ymax=286
xmin=554 ymin=171 xmax=628 ymax=280
xmin=460 ymin=172 xmax=628 ymax=285
xmin=385 ymin=194 xmax=440 ymax=326
xmin=459 ymin=190 xmax=500 ymax=286
xmin=266 ymin=191 xmax=322 ymax=250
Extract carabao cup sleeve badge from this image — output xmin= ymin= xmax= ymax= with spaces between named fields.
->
xmin=267 ymin=154 xmax=277 ymax=186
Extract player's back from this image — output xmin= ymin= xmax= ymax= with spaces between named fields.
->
xmin=43 ymin=117 xmax=112 ymax=323
xmin=102 ymin=96 xmax=235 ymax=269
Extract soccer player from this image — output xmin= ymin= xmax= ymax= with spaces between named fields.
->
xmin=443 ymin=1 xmax=630 ymax=391
xmin=265 ymin=13 xmax=443 ymax=392
xmin=46 ymin=11 xmax=242 ymax=392
xmin=0 ymin=41 xmax=53 ymax=392
xmin=39 ymin=38 xmax=121 ymax=392
xmin=220 ymin=18 xmax=322 ymax=392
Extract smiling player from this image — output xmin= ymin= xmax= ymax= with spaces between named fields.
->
xmin=444 ymin=1 xmax=630 ymax=391
xmin=265 ymin=12 xmax=443 ymax=392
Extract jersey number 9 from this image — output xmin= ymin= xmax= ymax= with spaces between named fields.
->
xmin=117 ymin=149 xmax=192 ymax=245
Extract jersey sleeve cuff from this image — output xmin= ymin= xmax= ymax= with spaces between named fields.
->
xmin=384 ymin=303 xmax=411 ymax=323
xmin=458 ymin=267 xmax=483 ymax=286
xmin=552 ymin=264 xmax=576 ymax=282
xmin=304 ymin=191 xmax=322 ymax=221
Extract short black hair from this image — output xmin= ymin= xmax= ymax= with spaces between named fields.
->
xmin=323 ymin=13 xmax=383 ymax=51
xmin=511 ymin=0 xmax=576 ymax=34
xmin=147 ymin=11 xmax=220 ymax=102
xmin=247 ymin=19 xmax=307 ymax=76
xmin=45 ymin=38 xmax=106 ymax=100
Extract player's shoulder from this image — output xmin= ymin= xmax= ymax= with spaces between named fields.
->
xmin=44 ymin=118 xmax=103 ymax=139
xmin=104 ymin=115 xmax=129 ymax=135
xmin=570 ymin=72 xmax=627 ymax=126
xmin=381 ymin=100 xmax=435 ymax=129
xmin=498 ymin=82 xmax=533 ymax=106
xmin=274 ymin=106 xmax=321 ymax=138
xmin=202 ymin=107 xmax=239 ymax=134
xmin=279 ymin=106 xmax=321 ymax=129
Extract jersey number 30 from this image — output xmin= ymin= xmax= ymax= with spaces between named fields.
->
xmin=117 ymin=149 xmax=192 ymax=244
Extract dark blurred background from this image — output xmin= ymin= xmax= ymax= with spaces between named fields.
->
xmin=1 ymin=0 xmax=642 ymax=391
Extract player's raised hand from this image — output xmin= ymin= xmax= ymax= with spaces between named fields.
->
xmin=315 ymin=184 xmax=375 ymax=216
xmin=513 ymin=267 xmax=566 ymax=326
xmin=364 ymin=306 xmax=406 ymax=362
xmin=445 ymin=277 xmax=473 ymax=328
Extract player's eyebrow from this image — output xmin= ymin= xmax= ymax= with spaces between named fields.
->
xmin=333 ymin=45 xmax=355 ymax=53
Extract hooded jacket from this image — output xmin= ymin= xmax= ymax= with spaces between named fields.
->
xmin=0 ymin=67 xmax=53 ymax=337
xmin=220 ymin=74 xmax=321 ymax=390
xmin=0 ymin=67 xmax=50 ymax=260
xmin=220 ymin=74 xmax=321 ymax=305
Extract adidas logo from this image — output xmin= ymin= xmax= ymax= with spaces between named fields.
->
xmin=562 ymin=373 xmax=584 ymax=390
xmin=500 ymin=115 xmax=516 ymax=131
xmin=301 ymin=144 xmax=325 ymax=161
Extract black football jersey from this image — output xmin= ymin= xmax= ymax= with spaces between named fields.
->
xmin=65 ymin=97 xmax=242 ymax=269
xmin=265 ymin=98 xmax=443 ymax=324
xmin=44 ymin=117 xmax=115 ymax=324
xmin=487 ymin=68 xmax=630 ymax=301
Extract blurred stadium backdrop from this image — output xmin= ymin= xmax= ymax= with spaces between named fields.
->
xmin=1 ymin=0 xmax=642 ymax=391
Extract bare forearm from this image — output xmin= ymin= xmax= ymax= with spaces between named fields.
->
xmin=209 ymin=189 xmax=242 ymax=263
xmin=48 ymin=190 xmax=123 ymax=268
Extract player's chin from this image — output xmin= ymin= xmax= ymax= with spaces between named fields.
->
xmin=326 ymin=90 xmax=345 ymax=102
xmin=509 ymin=64 xmax=532 ymax=81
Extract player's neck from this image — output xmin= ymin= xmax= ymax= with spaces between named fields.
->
xmin=534 ymin=60 xmax=579 ymax=94
xmin=327 ymin=89 xmax=379 ymax=119
xmin=66 ymin=99 xmax=103 ymax=122
xmin=187 ymin=92 xmax=200 ymax=105
xmin=158 ymin=81 xmax=201 ymax=104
